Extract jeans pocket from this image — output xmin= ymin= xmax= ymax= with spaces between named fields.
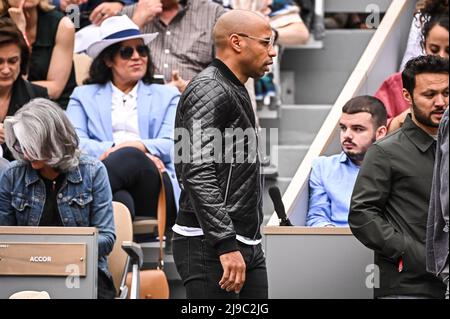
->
xmin=68 ymin=193 xmax=93 ymax=226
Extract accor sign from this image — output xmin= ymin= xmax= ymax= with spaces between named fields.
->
xmin=29 ymin=256 xmax=52 ymax=263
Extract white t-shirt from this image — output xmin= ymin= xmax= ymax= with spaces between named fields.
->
xmin=172 ymin=224 xmax=262 ymax=246
xmin=110 ymin=82 xmax=141 ymax=145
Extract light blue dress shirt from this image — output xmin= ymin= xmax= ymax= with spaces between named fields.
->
xmin=306 ymin=152 xmax=360 ymax=227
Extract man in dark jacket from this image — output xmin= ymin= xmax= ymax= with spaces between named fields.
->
xmin=349 ymin=55 xmax=448 ymax=298
xmin=172 ymin=9 xmax=276 ymax=298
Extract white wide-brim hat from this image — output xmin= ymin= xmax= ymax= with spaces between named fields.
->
xmin=86 ymin=15 xmax=158 ymax=59
xmin=9 ymin=290 xmax=51 ymax=299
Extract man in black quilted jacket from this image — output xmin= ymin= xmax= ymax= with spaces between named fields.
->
xmin=172 ymin=9 xmax=276 ymax=299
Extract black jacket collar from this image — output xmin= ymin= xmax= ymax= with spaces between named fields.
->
xmin=211 ymin=59 xmax=244 ymax=88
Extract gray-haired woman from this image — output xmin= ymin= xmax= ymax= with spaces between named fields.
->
xmin=0 ymin=98 xmax=116 ymax=299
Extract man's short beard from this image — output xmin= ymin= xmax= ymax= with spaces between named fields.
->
xmin=412 ymin=100 xmax=441 ymax=128
xmin=344 ymin=151 xmax=365 ymax=163
xmin=342 ymin=136 xmax=376 ymax=164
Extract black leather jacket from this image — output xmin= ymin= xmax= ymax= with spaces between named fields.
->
xmin=174 ymin=59 xmax=263 ymax=255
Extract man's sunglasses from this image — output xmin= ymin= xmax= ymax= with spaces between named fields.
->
xmin=118 ymin=45 xmax=149 ymax=60
xmin=235 ymin=33 xmax=275 ymax=51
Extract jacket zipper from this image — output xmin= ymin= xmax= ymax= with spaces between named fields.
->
xmin=223 ymin=159 xmax=234 ymax=206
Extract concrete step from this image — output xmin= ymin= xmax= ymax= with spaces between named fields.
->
xmin=272 ymin=144 xmax=309 ymax=178
xmin=279 ymin=104 xmax=331 ymax=144
xmin=281 ymin=30 xmax=374 ymax=105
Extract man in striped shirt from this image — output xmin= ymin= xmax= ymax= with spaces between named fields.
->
xmin=122 ymin=0 xmax=225 ymax=92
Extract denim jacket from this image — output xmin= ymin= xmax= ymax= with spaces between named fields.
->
xmin=0 ymin=155 xmax=116 ymax=276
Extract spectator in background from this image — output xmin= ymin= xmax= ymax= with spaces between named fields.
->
xmin=122 ymin=0 xmax=225 ymax=93
xmin=349 ymin=55 xmax=448 ymax=299
xmin=375 ymin=1 xmax=448 ymax=133
xmin=0 ymin=0 xmax=76 ymax=108
xmin=0 ymin=17 xmax=48 ymax=161
xmin=226 ymin=0 xmax=310 ymax=45
xmin=52 ymin=0 xmax=137 ymax=28
xmin=426 ymin=107 xmax=449 ymax=299
xmin=306 ymin=96 xmax=387 ymax=227
xmin=401 ymin=0 xmax=448 ymax=70
xmin=0 ymin=98 xmax=116 ymax=298
xmin=66 ymin=15 xmax=180 ymax=230
xmin=262 ymin=0 xmax=309 ymax=45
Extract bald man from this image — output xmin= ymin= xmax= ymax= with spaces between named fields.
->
xmin=172 ymin=10 xmax=276 ymax=299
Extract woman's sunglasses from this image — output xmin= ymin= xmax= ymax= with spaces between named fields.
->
xmin=118 ymin=45 xmax=149 ymax=60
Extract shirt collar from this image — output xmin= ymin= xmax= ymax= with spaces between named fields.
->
xmin=110 ymin=81 xmax=139 ymax=100
xmin=338 ymin=152 xmax=348 ymax=163
xmin=402 ymin=114 xmax=436 ymax=153
xmin=338 ymin=152 xmax=361 ymax=167
xmin=211 ymin=58 xmax=244 ymax=87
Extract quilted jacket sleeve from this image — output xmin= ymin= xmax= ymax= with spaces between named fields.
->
xmin=177 ymin=79 xmax=238 ymax=255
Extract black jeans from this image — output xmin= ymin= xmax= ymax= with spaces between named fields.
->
xmin=97 ymin=268 xmax=116 ymax=299
xmin=172 ymin=233 xmax=268 ymax=299
xmin=102 ymin=147 xmax=176 ymax=229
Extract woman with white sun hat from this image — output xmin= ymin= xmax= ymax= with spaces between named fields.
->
xmin=67 ymin=15 xmax=180 ymax=231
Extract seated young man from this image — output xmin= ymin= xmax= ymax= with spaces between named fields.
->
xmin=306 ymin=96 xmax=387 ymax=227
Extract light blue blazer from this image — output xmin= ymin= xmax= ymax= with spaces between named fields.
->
xmin=66 ymin=81 xmax=181 ymax=204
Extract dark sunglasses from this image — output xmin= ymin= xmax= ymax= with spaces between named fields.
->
xmin=118 ymin=45 xmax=149 ymax=60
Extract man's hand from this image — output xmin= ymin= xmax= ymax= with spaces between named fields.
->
xmin=0 ymin=123 xmax=5 ymax=145
xmin=99 ymin=146 xmax=115 ymax=161
xmin=219 ymin=250 xmax=246 ymax=294
xmin=90 ymin=2 xmax=124 ymax=26
xmin=132 ymin=0 xmax=163 ymax=28
xmin=168 ymin=70 xmax=189 ymax=93
xmin=145 ymin=153 xmax=166 ymax=173
xmin=8 ymin=0 xmax=27 ymax=34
